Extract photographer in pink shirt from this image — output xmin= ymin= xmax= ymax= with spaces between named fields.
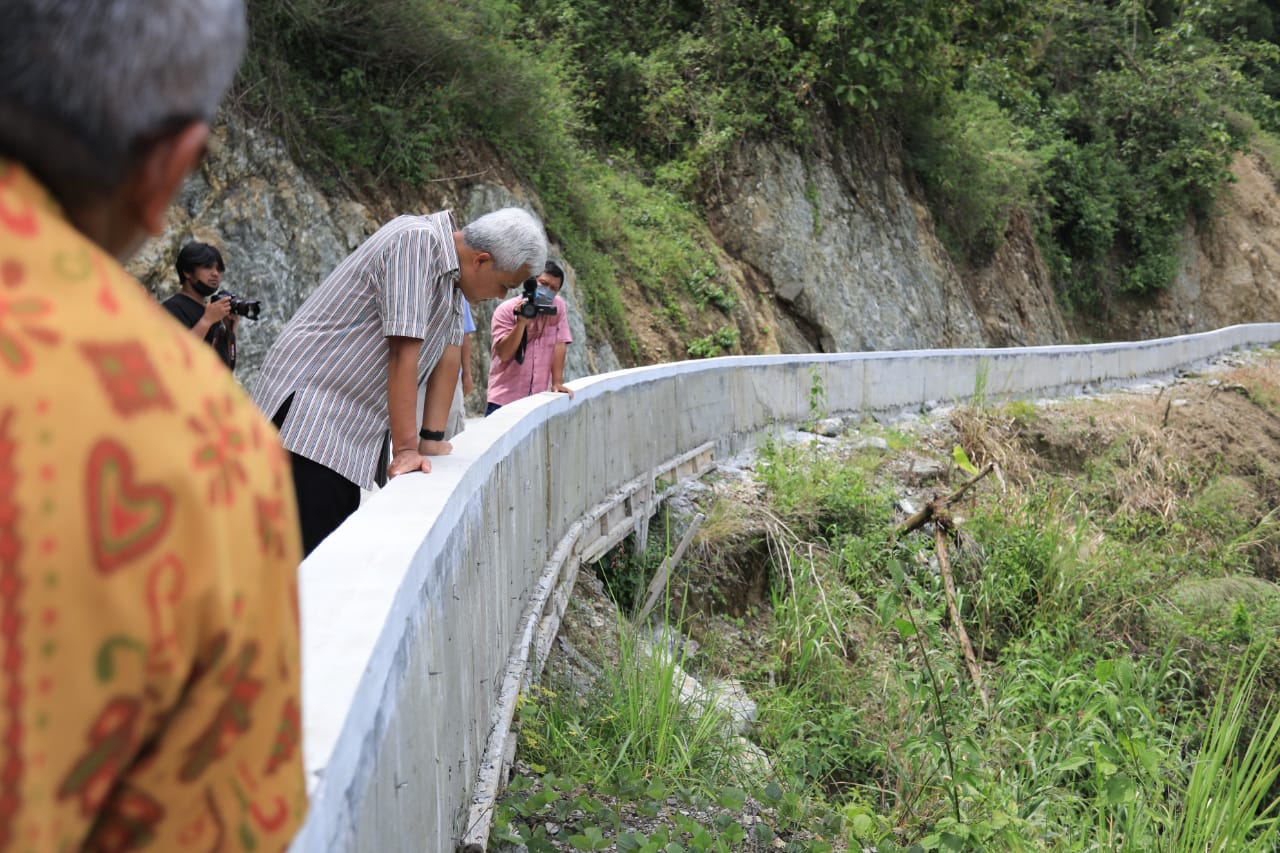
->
xmin=486 ymin=261 xmax=574 ymax=414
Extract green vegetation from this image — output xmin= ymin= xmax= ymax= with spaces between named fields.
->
xmin=240 ymin=1 xmax=1280 ymax=348
xmin=806 ymin=366 xmax=827 ymax=426
xmin=513 ymin=631 xmax=733 ymax=788
xmin=495 ymin=358 xmax=1280 ymax=849
xmin=686 ymin=326 xmax=740 ymax=359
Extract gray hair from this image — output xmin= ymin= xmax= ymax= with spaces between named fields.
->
xmin=462 ymin=208 xmax=548 ymax=276
xmin=0 ymin=0 xmax=247 ymax=202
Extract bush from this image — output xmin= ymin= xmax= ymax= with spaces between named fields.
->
xmin=964 ymin=513 xmax=1059 ymax=656
xmin=756 ymin=441 xmax=891 ymax=538
xmin=903 ymin=89 xmax=1041 ymax=264
xmin=241 ymin=0 xmax=572 ymax=184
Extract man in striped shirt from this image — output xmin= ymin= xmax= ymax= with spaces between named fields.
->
xmin=252 ymin=208 xmax=547 ymax=555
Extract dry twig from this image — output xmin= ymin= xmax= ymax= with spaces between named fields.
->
xmin=935 ymin=527 xmax=990 ymax=711
xmin=896 ymin=462 xmax=997 ymax=535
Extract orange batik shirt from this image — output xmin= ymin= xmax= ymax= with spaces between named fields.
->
xmin=0 ymin=160 xmax=306 ymax=851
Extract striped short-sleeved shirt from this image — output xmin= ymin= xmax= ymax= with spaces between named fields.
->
xmin=251 ymin=212 xmax=464 ymax=489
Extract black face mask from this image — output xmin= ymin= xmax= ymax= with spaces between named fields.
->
xmin=190 ymin=279 xmax=218 ymax=298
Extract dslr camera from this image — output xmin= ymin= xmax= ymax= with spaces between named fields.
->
xmin=211 ymin=290 xmax=262 ymax=321
xmin=516 ymin=277 xmax=558 ymax=319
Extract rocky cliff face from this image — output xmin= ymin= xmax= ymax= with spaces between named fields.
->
xmin=128 ymin=113 xmax=1280 ymax=407
xmin=127 ymin=119 xmax=378 ymax=390
xmin=710 ymin=127 xmax=991 ymax=352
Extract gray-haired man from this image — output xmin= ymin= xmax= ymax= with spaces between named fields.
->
xmin=1 ymin=1 xmax=307 ymax=848
xmin=253 ymin=208 xmax=546 ymax=555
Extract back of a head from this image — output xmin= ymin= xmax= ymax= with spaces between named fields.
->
xmin=0 ymin=0 xmax=248 ymax=206
xmin=463 ymin=208 xmax=548 ymax=277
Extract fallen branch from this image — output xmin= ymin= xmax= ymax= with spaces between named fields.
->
xmin=635 ymin=512 xmax=704 ymax=624
xmin=1212 ymin=382 xmax=1252 ymax=400
xmin=896 ymin=462 xmax=997 ymax=536
xmin=935 ymin=527 xmax=990 ymax=712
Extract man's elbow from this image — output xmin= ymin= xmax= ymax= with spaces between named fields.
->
xmin=386 ymin=336 xmax=424 ymax=364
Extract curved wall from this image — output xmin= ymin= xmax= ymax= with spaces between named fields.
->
xmin=288 ymin=324 xmax=1280 ymax=852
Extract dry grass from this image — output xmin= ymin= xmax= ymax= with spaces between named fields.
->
xmin=951 ymin=406 xmax=1030 ymax=485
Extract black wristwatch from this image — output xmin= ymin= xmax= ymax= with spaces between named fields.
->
xmin=419 ymin=428 xmax=445 ymax=442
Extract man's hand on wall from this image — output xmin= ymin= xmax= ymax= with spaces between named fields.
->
xmin=552 ymin=383 xmax=575 ymax=400
xmin=387 ymin=448 xmax=432 ymax=479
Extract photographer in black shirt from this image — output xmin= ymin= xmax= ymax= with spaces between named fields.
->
xmin=162 ymin=241 xmax=237 ymax=370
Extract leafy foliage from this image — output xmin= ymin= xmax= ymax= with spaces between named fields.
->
xmin=240 ymin=0 xmax=571 ymax=184
xmin=242 ymin=0 xmax=1280 ymax=348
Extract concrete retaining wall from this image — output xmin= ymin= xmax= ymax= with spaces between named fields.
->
xmin=288 ymin=324 xmax=1280 ymax=853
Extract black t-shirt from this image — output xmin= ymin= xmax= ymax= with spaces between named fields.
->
xmin=161 ymin=293 xmax=235 ymax=369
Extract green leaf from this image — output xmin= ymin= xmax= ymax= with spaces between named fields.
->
xmin=569 ymin=825 xmax=610 ymax=850
xmin=952 ymin=444 xmax=979 ymax=475
xmin=715 ymin=786 xmax=746 ymax=810
xmin=617 ymin=832 xmax=648 ymax=852
xmin=1105 ymin=774 xmax=1136 ymax=805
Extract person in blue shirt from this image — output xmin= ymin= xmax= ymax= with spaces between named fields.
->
xmin=445 ymin=299 xmax=477 ymax=439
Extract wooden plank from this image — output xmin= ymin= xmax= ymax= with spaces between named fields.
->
xmin=634 ymin=513 xmax=705 ymax=624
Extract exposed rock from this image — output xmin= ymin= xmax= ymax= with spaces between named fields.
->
xmin=126 ymin=109 xmax=1280 ymax=405
xmin=809 ymin=417 xmax=845 ymax=437
xmin=853 ymin=435 xmax=891 ymax=453
xmin=960 ymin=209 xmax=1072 ymax=346
xmin=891 ymin=454 xmax=949 ymax=485
xmin=637 ymin=637 xmax=758 ymax=739
xmin=706 ymin=679 xmax=759 ymax=735
xmin=711 ymin=125 xmax=987 ymax=353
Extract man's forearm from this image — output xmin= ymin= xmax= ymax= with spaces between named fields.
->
xmin=551 ymin=342 xmax=568 ymax=387
xmin=423 ymin=345 xmax=460 ymax=432
xmin=387 ymin=336 xmax=423 ymax=451
xmin=492 ymin=317 xmax=529 ymax=362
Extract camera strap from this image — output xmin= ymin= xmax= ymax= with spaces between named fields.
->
xmin=225 ymin=326 xmax=236 ymax=371
xmin=514 ymin=328 xmax=529 ymax=365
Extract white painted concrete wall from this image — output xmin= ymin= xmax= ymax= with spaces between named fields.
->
xmin=288 ymin=324 xmax=1280 ymax=853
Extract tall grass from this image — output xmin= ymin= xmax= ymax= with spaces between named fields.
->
xmin=1173 ymin=651 xmax=1280 ymax=852
xmin=517 ymin=619 xmax=735 ymax=791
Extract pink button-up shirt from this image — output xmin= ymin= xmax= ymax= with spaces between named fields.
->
xmin=487 ymin=293 xmax=573 ymax=406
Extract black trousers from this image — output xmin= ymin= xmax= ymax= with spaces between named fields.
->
xmin=273 ymin=396 xmax=361 ymax=557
